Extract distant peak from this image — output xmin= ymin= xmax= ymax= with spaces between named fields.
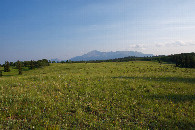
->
xmin=88 ymin=50 xmax=99 ymax=53
xmin=87 ymin=50 xmax=100 ymax=54
xmin=70 ymin=50 xmax=153 ymax=61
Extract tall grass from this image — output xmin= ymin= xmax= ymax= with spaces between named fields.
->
xmin=0 ymin=61 xmax=194 ymax=129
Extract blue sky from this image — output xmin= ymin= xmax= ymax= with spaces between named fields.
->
xmin=0 ymin=0 xmax=195 ymax=63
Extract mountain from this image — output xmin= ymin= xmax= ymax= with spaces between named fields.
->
xmin=70 ymin=50 xmax=153 ymax=61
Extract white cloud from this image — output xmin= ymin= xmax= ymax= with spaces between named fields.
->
xmin=166 ymin=41 xmax=187 ymax=47
xmin=188 ymin=42 xmax=195 ymax=46
xmin=129 ymin=44 xmax=146 ymax=51
xmin=155 ymin=43 xmax=163 ymax=47
xmin=155 ymin=41 xmax=195 ymax=47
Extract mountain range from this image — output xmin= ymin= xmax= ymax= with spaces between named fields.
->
xmin=70 ymin=50 xmax=153 ymax=61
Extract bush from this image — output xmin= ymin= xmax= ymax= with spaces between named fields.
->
xmin=0 ymin=70 xmax=2 ymax=77
xmin=4 ymin=61 xmax=10 ymax=72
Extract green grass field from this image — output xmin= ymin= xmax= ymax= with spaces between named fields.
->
xmin=0 ymin=61 xmax=194 ymax=129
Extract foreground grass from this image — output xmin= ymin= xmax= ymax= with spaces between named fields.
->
xmin=0 ymin=61 xmax=194 ymax=129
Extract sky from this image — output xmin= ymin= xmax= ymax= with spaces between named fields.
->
xmin=0 ymin=0 xmax=195 ymax=63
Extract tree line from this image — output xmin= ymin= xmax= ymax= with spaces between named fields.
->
xmin=70 ymin=53 xmax=195 ymax=68
xmin=0 ymin=59 xmax=49 ymax=76
xmin=172 ymin=53 xmax=195 ymax=68
xmin=0 ymin=52 xmax=194 ymax=77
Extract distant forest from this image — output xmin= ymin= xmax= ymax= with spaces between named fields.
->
xmin=1 ymin=53 xmax=194 ymax=70
xmin=71 ymin=52 xmax=195 ymax=68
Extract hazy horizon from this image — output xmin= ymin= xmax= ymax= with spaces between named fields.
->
xmin=1 ymin=0 xmax=195 ymax=64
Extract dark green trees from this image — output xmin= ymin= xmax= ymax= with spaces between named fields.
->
xmin=10 ymin=62 xmax=14 ymax=66
xmin=61 ymin=61 xmax=65 ymax=64
xmin=0 ymin=70 xmax=2 ymax=77
xmin=1 ymin=59 xmax=50 ymax=76
xmin=4 ymin=61 xmax=10 ymax=72
xmin=17 ymin=60 xmax=22 ymax=75
xmin=30 ymin=60 xmax=34 ymax=69
xmin=173 ymin=53 xmax=195 ymax=68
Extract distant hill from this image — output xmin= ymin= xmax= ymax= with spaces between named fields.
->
xmin=70 ymin=50 xmax=153 ymax=61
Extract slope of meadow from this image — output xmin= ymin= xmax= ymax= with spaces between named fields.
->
xmin=0 ymin=61 xmax=194 ymax=129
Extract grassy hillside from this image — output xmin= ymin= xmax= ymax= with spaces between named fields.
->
xmin=0 ymin=61 xmax=194 ymax=129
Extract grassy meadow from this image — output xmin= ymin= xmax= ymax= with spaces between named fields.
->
xmin=0 ymin=61 xmax=194 ymax=129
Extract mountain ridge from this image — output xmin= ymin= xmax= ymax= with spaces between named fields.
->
xmin=70 ymin=50 xmax=153 ymax=61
